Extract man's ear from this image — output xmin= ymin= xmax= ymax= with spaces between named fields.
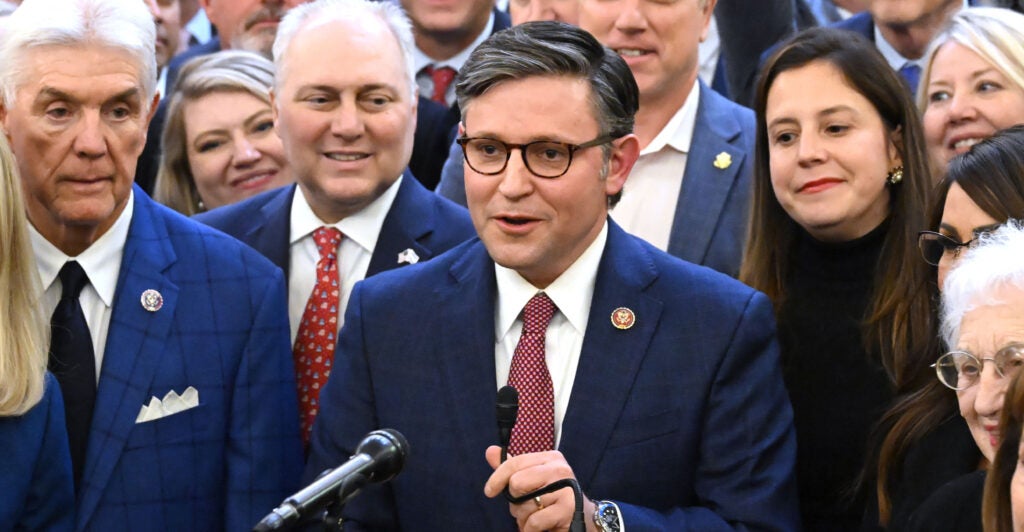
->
xmin=145 ymin=93 xmax=160 ymax=129
xmin=604 ymin=133 xmax=640 ymax=198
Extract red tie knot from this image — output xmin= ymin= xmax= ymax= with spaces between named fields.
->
xmin=522 ymin=293 xmax=556 ymax=334
xmin=312 ymin=226 xmax=343 ymax=261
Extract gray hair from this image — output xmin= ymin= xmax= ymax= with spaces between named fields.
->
xmin=455 ymin=20 xmax=638 ymax=205
xmin=456 ymin=21 xmax=637 ymax=141
xmin=156 ymin=50 xmax=276 ymax=216
xmin=918 ymin=7 xmax=1024 ymax=112
xmin=0 ymin=0 xmax=156 ymax=108
xmin=272 ymin=0 xmax=417 ymax=99
xmin=940 ymin=221 xmax=1024 ymax=349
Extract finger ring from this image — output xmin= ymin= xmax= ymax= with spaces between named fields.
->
xmin=534 ymin=496 xmax=544 ymax=509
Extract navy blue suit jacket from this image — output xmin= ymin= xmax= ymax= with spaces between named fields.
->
xmin=76 ymin=187 xmax=303 ymax=531
xmin=0 ymin=374 xmax=74 ymax=531
xmin=437 ymin=82 xmax=755 ymax=278
xmin=306 ymin=221 xmax=800 ymax=531
xmin=194 ymin=173 xmax=474 ymax=281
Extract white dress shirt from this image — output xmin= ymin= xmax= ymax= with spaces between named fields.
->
xmin=287 ymin=177 xmax=402 ymax=343
xmin=494 ymin=222 xmax=607 ymax=448
xmin=413 ymin=11 xmax=495 ymax=108
xmin=610 ymin=81 xmax=700 ymax=251
xmin=32 ymin=191 xmax=134 ymax=382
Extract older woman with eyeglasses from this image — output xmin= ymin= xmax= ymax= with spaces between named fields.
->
xmin=867 ymin=127 xmax=1024 ymax=531
xmin=907 ymin=222 xmax=1024 ymax=532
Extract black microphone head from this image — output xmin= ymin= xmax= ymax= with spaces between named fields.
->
xmin=497 ymin=386 xmax=519 ymax=428
xmin=355 ymin=428 xmax=409 ymax=484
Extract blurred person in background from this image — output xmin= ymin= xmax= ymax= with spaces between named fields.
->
xmin=155 ymin=50 xmax=291 ymax=215
xmin=919 ymin=8 xmax=1024 ymax=175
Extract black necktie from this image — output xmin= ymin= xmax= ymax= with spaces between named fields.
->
xmin=49 ymin=261 xmax=97 ymax=488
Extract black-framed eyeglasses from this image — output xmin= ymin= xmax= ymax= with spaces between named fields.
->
xmin=456 ymin=134 xmax=615 ymax=178
xmin=917 ymin=231 xmax=977 ymax=266
xmin=932 ymin=344 xmax=1024 ymax=390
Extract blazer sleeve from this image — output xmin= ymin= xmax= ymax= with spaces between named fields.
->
xmin=224 ymin=266 xmax=305 ymax=531
xmin=18 ymin=374 xmax=75 ymax=532
xmin=615 ymin=291 xmax=800 ymax=531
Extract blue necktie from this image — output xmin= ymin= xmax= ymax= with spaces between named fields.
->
xmin=899 ymin=63 xmax=921 ymax=94
xmin=49 ymin=261 xmax=96 ymax=489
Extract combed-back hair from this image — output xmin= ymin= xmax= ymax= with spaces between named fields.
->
xmin=454 ymin=20 xmax=638 ymax=205
xmin=273 ymin=0 xmax=417 ymax=99
xmin=155 ymin=50 xmax=276 ymax=215
xmin=0 ymin=0 xmax=156 ymax=108
xmin=0 ymin=133 xmax=49 ymax=416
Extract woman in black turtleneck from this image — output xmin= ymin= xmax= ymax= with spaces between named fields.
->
xmin=741 ymin=29 xmax=935 ymax=531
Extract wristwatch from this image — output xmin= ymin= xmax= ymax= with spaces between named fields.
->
xmin=593 ymin=500 xmax=622 ymax=532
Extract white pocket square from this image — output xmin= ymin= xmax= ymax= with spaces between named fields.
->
xmin=135 ymin=386 xmax=199 ymax=423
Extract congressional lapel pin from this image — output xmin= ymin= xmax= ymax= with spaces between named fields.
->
xmin=713 ymin=151 xmax=732 ymax=170
xmin=397 ymin=248 xmax=420 ymax=265
xmin=610 ymin=307 xmax=635 ymax=330
xmin=140 ymin=289 xmax=163 ymax=312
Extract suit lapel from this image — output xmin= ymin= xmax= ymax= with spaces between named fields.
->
xmin=367 ymin=173 xmax=438 ymax=277
xmin=249 ymin=185 xmax=294 ymax=277
xmin=77 ymin=189 xmax=179 ymax=529
xmin=668 ymin=83 xmax=746 ymax=264
xmin=436 ymin=243 xmax=511 ymax=529
xmin=559 ymin=224 xmax=662 ymax=487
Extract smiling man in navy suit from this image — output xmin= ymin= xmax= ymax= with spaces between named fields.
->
xmin=0 ymin=0 xmax=303 ymax=529
xmin=307 ymin=18 xmax=799 ymax=531
xmin=196 ymin=0 xmax=473 ymax=443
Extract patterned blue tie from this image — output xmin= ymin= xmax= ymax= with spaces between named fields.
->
xmin=899 ymin=63 xmax=921 ymax=94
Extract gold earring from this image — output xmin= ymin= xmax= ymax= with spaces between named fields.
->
xmin=887 ymin=166 xmax=904 ymax=185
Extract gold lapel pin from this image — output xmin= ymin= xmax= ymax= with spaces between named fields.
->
xmin=610 ymin=307 xmax=636 ymax=330
xmin=713 ymin=151 xmax=732 ymax=170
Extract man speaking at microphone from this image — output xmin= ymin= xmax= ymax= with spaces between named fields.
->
xmin=306 ymin=16 xmax=800 ymax=532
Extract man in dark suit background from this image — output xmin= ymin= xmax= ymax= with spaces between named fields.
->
xmin=307 ymin=16 xmax=798 ymax=531
xmin=438 ymin=0 xmax=755 ymax=278
xmin=832 ymin=0 xmax=963 ymax=92
xmin=196 ymin=0 xmax=474 ymax=444
xmin=401 ymin=0 xmax=513 ymax=189
xmin=0 ymin=0 xmax=303 ymax=529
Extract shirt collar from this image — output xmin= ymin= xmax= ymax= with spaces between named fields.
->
xmin=495 ymin=221 xmax=607 ymax=339
xmin=29 ymin=189 xmax=134 ymax=308
xmin=185 ymin=9 xmax=212 ymax=45
xmin=413 ymin=11 xmax=495 ymax=73
xmin=640 ymin=81 xmax=700 ymax=156
xmin=289 ymin=175 xmax=403 ymax=253
xmin=873 ymin=0 xmax=966 ymax=69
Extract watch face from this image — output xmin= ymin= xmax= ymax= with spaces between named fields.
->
xmin=595 ymin=502 xmax=621 ymax=532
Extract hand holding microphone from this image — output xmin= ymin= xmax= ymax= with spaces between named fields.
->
xmin=489 ymin=386 xmax=586 ymax=532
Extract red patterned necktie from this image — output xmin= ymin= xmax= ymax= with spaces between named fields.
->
xmin=294 ymin=226 xmax=343 ymax=444
xmin=508 ymin=292 xmax=558 ymax=456
xmin=424 ymin=65 xmax=456 ymax=105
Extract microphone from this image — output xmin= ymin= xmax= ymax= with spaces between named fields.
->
xmin=253 ymin=428 xmax=409 ymax=531
xmin=496 ymin=385 xmax=519 ymax=462
xmin=495 ymin=386 xmax=584 ymax=532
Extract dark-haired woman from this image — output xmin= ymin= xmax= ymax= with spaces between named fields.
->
xmin=742 ymin=27 xmax=934 ymax=530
